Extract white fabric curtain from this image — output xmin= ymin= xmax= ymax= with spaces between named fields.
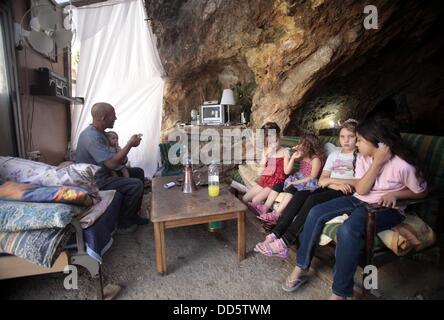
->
xmin=70 ymin=0 xmax=165 ymax=178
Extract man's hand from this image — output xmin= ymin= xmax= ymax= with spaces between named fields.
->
xmin=378 ymin=192 xmax=397 ymax=208
xmin=329 ymin=183 xmax=353 ymax=194
xmin=127 ymin=134 xmax=142 ymax=148
xmin=373 ymin=145 xmax=392 ymax=167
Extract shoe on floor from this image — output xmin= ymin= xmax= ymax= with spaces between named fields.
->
xmin=258 ymin=211 xmax=279 ymax=224
xmin=255 ymin=238 xmax=289 ymax=259
xmin=282 ymin=276 xmax=308 ymax=292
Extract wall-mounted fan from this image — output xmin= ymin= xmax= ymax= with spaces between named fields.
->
xmin=17 ymin=0 xmax=75 ymax=57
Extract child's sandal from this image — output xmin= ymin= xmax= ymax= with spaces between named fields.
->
xmin=282 ymin=276 xmax=307 ymax=292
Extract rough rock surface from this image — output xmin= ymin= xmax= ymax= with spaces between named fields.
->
xmin=145 ymin=0 xmax=444 ymax=137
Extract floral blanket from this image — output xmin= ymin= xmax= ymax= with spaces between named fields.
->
xmin=0 ymin=180 xmax=94 ymax=207
xmin=0 ymin=200 xmax=83 ymax=232
xmin=0 ymin=226 xmax=74 ymax=267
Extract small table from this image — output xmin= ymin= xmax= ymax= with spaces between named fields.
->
xmin=151 ymin=176 xmax=247 ymax=274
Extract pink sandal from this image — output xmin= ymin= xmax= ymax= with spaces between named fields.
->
xmin=258 ymin=211 xmax=280 ymax=224
xmin=253 ymin=233 xmax=278 ymax=253
xmin=255 ymin=238 xmax=289 ymax=259
xmin=250 ymin=203 xmax=269 ymax=215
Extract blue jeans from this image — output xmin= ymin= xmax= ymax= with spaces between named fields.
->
xmin=296 ymin=196 xmax=405 ymax=297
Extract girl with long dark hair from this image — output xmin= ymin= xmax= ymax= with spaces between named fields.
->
xmin=282 ymin=117 xmax=428 ymax=299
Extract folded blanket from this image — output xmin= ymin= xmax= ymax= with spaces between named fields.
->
xmin=0 ymin=226 xmax=74 ymax=267
xmin=0 ymin=193 xmax=121 ymax=267
xmin=319 ymin=212 xmax=436 ymax=256
xmin=78 ymin=190 xmax=116 ymax=229
xmin=0 ymin=200 xmax=83 ymax=232
xmin=0 ymin=180 xmax=94 ymax=206
xmin=82 ymin=192 xmax=122 ymax=263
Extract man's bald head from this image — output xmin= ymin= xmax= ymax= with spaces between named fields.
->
xmin=91 ymin=103 xmax=113 ymax=119
xmin=91 ymin=102 xmax=116 ymax=130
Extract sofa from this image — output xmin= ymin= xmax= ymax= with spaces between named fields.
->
xmin=229 ymin=133 xmax=444 ymax=295
xmin=0 ymin=157 xmax=123 ymax=299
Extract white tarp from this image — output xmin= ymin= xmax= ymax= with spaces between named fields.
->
xmin=70 ymin=0 xmax=164 ymax=178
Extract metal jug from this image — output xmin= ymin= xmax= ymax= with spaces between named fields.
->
xmin=182 ymin=162 xmax=200 ymax=193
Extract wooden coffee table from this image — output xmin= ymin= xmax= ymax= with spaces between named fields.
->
xmin=151 ymin=176 xmax=247 ymax=274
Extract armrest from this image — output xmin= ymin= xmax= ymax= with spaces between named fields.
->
xmin=366 ymin=187 xmax=444 ymax=214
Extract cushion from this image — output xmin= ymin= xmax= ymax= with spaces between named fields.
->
xmin=238 ymin=163 xmax=260 ymax=188
xmin=0 ymin=180 xmax=94 ymax=206
xmin=0 ymin=157 xmax=100 ymax=195
xmin=0 ymin=200 xmax=84 ymax=232
xmin=319 ymin=212 xmax=436 ymax=256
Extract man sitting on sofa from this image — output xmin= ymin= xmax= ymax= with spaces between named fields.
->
xmin=76 ymin=102 xmax=148 ymax=233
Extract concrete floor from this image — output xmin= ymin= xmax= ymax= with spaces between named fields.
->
xmin=1 ymin=191 xmax=444 ymax=300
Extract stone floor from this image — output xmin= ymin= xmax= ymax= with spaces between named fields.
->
xmin=1 ymin=190 xmax=444 ymax=300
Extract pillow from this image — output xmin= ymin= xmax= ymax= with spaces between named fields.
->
xmin=0 ymin=156 xmax=54 ymax=184
xmin=238 ymin=163 xmax=260 ymax=189
xmin=43 ymin=162 xmax=100 ymax=195
xmin=319 ymin=212 xmax=436 ymax=256
xmin=0 ymin=180 xmax=94 ymax=207
xmin=0 ymin=200 xmax=84 ymax=232
xmin=0 ymin=157 xmax=100 ymax=195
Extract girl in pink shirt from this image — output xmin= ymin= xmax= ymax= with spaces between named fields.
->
xmin=281 ymin=117 xmax=427 ymax=299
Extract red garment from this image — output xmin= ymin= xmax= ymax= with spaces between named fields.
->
xmin=258 ymin=157 xmax=287 ymax=188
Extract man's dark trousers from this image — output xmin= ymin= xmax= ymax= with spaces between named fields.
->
xmin=96 ymin=167 xmax=145 ymax=228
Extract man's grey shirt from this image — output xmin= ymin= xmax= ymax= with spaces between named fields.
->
xmin=76 ymin=125 xmax=113 ymax=180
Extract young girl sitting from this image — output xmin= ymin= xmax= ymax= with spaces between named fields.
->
xmin=256 ymin=134 xmax=324 ymax=225
xmin=254 ymin=119 xmax=359 ymax=258
xmin=242 ymin=122 xmax=289 ymax=206
xmin=282 ymin=117 xmax=427 ymax=299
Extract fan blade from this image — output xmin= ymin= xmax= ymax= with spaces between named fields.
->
xmin=28 ymin=30 xmax=54 ymax=54
xmin=37 ymin=7 xmax=58 ymax=30
xmin=30 ymin=17 xmax=41 ymax=32
xmin=54 ymin=29 xmax=73 ymax=48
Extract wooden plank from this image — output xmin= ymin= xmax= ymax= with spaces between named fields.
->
xmin=164 ymin=212 xmax=238 ymax=229
xmin=0 ymin=252 xmax=69 ymax=280
xmin=237 ymin=211 xmax=246 ymax=260
xmin=153 ymin=222 xmax=166 ymax=274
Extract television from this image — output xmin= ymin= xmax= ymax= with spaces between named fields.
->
xmin=201 ymin=104 xmax=228 ymax=124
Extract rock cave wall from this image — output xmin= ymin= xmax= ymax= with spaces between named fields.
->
xmin=145 ymin=0 xmax=444 ymax=139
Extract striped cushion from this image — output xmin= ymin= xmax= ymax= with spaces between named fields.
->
xmin=228 ymin=169 xmax=244 ymax=184
xmin=400 ymin=133 xmax=444 ymax=230
xmin=321 ymin=222 xmax=384 ymax=250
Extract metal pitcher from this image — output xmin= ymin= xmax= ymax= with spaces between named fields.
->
xmin=182 ymin=162 xmax=200 ymax=193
